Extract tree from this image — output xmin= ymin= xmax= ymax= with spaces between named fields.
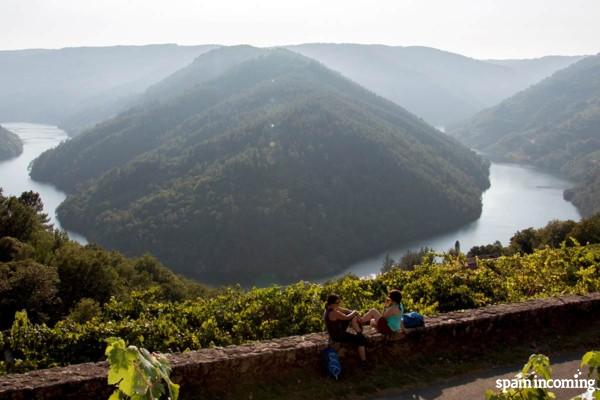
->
xmin=68 ymin=298 xmax=101 ymax=323
xmin=17 ymin=191 xmax=49 ymax=225
xmin=381 ymin=253 xmax=396 ymax=272
xmin=467 ymin=241 xmax=505 ymax=258
xmin=537 ymin=219 xmax=577 ymax=248
xmin=0 ymin=260 xmax=59 ymax=328
xmin=570 ymin=213 xmax=600 ymax=245
xmin=397 ymin=247 xmax=434 ymax=270
xmin=52 ymin=243 xmax=122 ymax=312
xmin=509 ymin=228 xmax=540 ymax=254
xmin=0 ymin=237 xmax=34 ymax=262
xmin=0 ymin=195 xmax=37 ymax=242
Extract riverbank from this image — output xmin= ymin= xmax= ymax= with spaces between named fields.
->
xmin=0 ymin=125 xmax=23 ymax=161
xmin=0 ymin=122 xmax=87 ymax=243
xmin=475 ymin=149 xmax=597 ymax=219
xmin=333 ymin=161 xmax=581 ymax=280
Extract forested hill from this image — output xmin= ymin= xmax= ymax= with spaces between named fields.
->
xmin=141 ymin=45 xmax=264 ymax=104
xmin=0 ymin=125 xmax=23 ymax=161
xmin=31 ymin=47 xmax=490 ymax=285
xmin=449 ymin=54 xmax=600 ymax=217
xmin=0 ymin=44 xmax=216 ymax=134
xmin=287 ymin=44 xmax=581 ymax=127
xmin=0 ymin=188 xmax=206 ymax=331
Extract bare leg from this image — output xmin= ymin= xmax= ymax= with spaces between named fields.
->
xmin=351 ymin=315 xmax=363 ymax=333
xmin=358 ymin=345 xmax=366 ymax=361
xmin=360 ymin=309 xmax=382 ymax=324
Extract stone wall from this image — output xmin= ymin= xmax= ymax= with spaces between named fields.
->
xmin=1 ymin=293 xmax=600 ymax=399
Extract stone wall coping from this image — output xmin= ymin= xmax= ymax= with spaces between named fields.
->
xmin=1 ymin=292 xmax=600 ymax=397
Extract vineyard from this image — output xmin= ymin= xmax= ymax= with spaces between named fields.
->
xmin=2 ymin=242 xmax=599 ymax=375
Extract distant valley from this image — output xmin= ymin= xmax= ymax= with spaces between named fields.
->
xmin=29 ymin=47 xmax=490 ymax=285
xmin=288 ymin=44 xmax=582 ymax=126
xmin=0 ymin=44 xmax=216 ymax=134
xmin=450 ymin=54 xmax=600 ymax=217
xmin=2 ymin=43 xmax=594 ymax=285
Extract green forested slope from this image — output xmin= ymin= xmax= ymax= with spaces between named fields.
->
xmin=450 ymin=54 xmax=600 ymax=217
xmin=0 ymin=125 xmax=23 ymax=160
xmin=31 ymin=47 xmax=489 ymax=285
xmin=30 ymin=46 xmax=280 ymax=191
xmin=0 ymin=189 xmax=206 ymax=330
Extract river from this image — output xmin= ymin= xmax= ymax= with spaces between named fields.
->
xmin=0 ymin=122 xmax=87 ymax=244
xmin=0 ymin=123 xmax=581 ymax=276
xmin=331 ymin=162 xmax=581 ymax=279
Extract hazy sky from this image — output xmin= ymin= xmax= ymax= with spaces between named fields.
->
xmin=1 ymin=0 xmax=599 ymax=59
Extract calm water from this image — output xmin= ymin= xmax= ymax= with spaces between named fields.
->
xmin=329 ymin=162 xmax=581 ymax=280
xmin=0 ymin=122 xmax=87 ymax=244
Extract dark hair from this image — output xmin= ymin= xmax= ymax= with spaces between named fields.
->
xmin=326 ymin=294 xmax=341 ymax=307
xmin=389 ymin=289 xmax=402 ymax=305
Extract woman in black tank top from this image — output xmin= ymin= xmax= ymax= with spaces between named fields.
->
xmin=324 ymin=294 xmax=367 ymax=366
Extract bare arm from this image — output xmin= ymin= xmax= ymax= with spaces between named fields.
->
xmin=329 ymin=309 xmax=358 ymax=321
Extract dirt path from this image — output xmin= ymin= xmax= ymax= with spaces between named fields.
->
xmin=371 ymin=351 xmax=592 ymax=400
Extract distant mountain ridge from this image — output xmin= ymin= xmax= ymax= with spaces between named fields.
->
xmin=0 ymin=125 xmax=23 ymax=161
xmin=0 ymin=43 xmax=582 ymax=134
xmin=0 ymin=44 xmax=217 ymax=134
xmin=486 ymin=55 xmax=586 ymax=82
xmin=287 ymin=44 xmax=583 ymax=126
xmin=141 ymin=45 xmax=264 ymax=104
xmin=449 ymin=54 xmax=600 ymax=217
xmin=31 ymin=46 xmax=490 ymax=285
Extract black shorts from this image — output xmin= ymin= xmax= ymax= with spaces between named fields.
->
xmin=333 ymin=331 xmax=367 ymax=347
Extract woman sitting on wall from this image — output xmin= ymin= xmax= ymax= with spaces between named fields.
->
xmin=360 ymin=289 xmax=404 ymax=336
xmin=323 ymin=294 xmax=367 ymax=367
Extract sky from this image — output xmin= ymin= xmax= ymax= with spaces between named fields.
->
xmin=1 ymin=0 xmax=599 ymax=59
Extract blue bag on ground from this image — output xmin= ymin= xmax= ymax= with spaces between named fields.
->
xmin=402 ymin=311 xmax=425 ymax=328
xmin=321 ymin=347 xmax=341 ymax=379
